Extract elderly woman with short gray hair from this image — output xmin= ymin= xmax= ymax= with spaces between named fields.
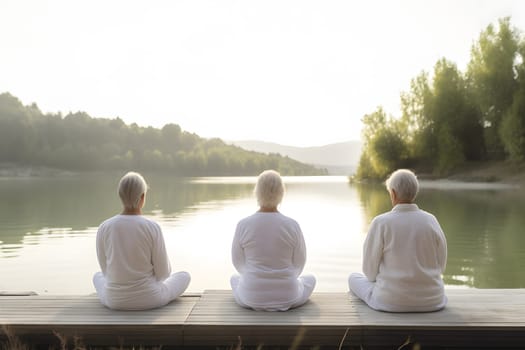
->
xmin=93 ymin=172 xmax=190 ymax=310
xmin=349 ymin=169 xmax=447 ymax=312
xmin=231 ymin=170 xmax=316 ymax=311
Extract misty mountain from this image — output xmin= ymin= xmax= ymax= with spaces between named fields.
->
xmin=230 ymin=140 xmax=362 ymax=175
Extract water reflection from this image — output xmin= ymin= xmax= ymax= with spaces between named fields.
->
xmin=1 ymin=175 xmax=525 ymax=292
xmin=0 ymin=174 xmax=254 ymax=257
xmin=0 ymin=176 xmax=114 ymax=257
xmin=149 ymin=176 xmax=254 ymax=215
xmin=354 ymin=183 xmax=525 ymax=288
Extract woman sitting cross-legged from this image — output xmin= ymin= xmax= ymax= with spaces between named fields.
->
xmin=93 ymin=171 xmax=190 ymax=310
xmin=231 ymin=170 xmax=316 ymax=311
xmin=349 ymin=169 xmax=447 ymax=312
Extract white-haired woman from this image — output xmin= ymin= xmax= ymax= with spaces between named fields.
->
xmin=231 ymin=170 xmax=316 ymax=311
xmin=93 ymin=172 xmax=190 ymax=310
xmin=349 ymin=169 xmax=447 ymax=312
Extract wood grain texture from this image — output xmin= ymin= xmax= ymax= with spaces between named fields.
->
xmin=0 ymin=295 xmax=199 ymax=347
xmin=1 ymin=289 xmax=525 ymax=348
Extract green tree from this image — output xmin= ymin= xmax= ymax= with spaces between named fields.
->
xmin=399 ymin=59 xmax=485 ymax=175
xmin=500 ymin=38 xmax=525 ymax=160
xmin=161 ymin=123 xmax=182 ymax=154
xmin=431 ymin=59 xmax=483 ymax=173
xmin=357 ymin=107 xmax=407 ymax=180
xmin=400 ymin=71 xmax=435 ymax=162
xmin=467 ymin=17 xmax=521 ymax=158
xmin=356 ymin=17 xmax=525 ymax=180
xmin=0 ymin=93 xmax=39 ymax=162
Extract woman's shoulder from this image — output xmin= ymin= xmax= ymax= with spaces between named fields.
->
xmin=237 ymin=212 xmax=299 ymax=225
xmin=278 ymin=212 xmax=299 ymax=224
xmin=99 ymin=214 xmax=122 ymax=227
xmin=136 ymin=215 xmax=162 ymax=230
xmin=414 ymin=208 xmax=440 ymax=223
xmin=376 ymin=204 xmax=433 ymax=218
xmin=104 ymin=214 xmax=160 ymax=229
xmin=269 ymin=212 xmax=301 ymax=232
xmin=371 ymin=211 xmax=393 ymax=224
xmin=237 ymin=213 xmax=256 ymax=226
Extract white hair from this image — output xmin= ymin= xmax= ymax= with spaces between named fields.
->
xmin=118 ymin=171 xmax=148 ymax=209
xmin=255 ymin=170 xmax=285 ymax=208
xmin=385 ymin=169 xmax=419 ymax=202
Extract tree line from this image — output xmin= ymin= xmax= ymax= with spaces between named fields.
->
xmin=357 ymin=17 xmax=525 ymax=180
xmin=0 ymin=93 xmax=326 ymax=176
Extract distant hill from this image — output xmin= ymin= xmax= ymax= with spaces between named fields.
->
xmin=0 ymin=92 xmax=326 ymax=176
xmin=230 ymin=140 xmax=362 ymax=175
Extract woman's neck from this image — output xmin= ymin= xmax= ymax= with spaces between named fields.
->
xmin=258 ymin=206 xmax=278 ymax=213
xmin=122 ymin=208 xmax=142 ymax=215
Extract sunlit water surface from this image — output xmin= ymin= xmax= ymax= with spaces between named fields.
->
xmin=1 ymin=174 xmax=524 ymax=295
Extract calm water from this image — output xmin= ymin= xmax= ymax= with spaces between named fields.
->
xmin=1 ymin=174 xmax=524 ymax=295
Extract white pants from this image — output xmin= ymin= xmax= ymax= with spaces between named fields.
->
xmin=348 ymin=272 xmax=388 ymax=311
xmin=93 ymin=271 xmax=191 ymax=310
xmin=348 ymin=272 xmax=447 ymax=312
xmin=230 ymin=274 xmax=316 ymax=311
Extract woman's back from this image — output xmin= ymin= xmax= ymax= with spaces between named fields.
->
xmin=234 ymin=212 xmax=304 ymax=277
xmin=93 ymin=172 xmax=190 ymax=310
xmin=230 ymin=170 xmax=315 ymax=311
xmin=366 ymin=205 xmax=447 ymax=310
xmin=349 ymin=169 xmax=448 ymax=312
xmin=97 ymin=214 xmax=170 ymax=288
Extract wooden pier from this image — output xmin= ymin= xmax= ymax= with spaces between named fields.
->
xmin=1 ymin=289 xmax=524 ymax=349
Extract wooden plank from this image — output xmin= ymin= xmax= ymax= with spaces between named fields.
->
xmin=2 ymin=290 xmax=525 ymax=348
xmin=352 ymin=289 xmax=525 ymax=327
xmin=0 ymin=295 xmax=199 ymax=347
xmin=185 ymin=289 xmax=525 ymax=326
xmin=184 ymin=290 xmax=358 ymax=347
xmin=183 ymin=289 xmax=525 ymax=348
xmin=0 ymin=295 xmax=198 ymax=324
xmin=185 ymin=290 xmax=359 ymax=325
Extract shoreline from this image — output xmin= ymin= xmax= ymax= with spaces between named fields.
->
xmin=0 ymin=163 xmax=77 ymax=178
xmin=3 ymin=161 xmax=525 ymax=186
xmin=426 ymin=160 xmax=525 ymax=186
xmin=351 ymin=160 xmax=525 ymax=188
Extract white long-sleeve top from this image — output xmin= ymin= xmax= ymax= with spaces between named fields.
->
xmin=96 ymin=214 xmax=171 ymax=302
xmin=363 ymin=203 xmax=447 ymax=312
xmin=232 ymin=212 xmax=307 ymax=310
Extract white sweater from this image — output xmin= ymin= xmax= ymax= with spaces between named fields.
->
xmin=96 ymin=215 xmax=171 ymax=300
xmin=232 ymin=212 xmax=307 ymax=310
xmin=363 ymin=204 xmax=447 ymax=311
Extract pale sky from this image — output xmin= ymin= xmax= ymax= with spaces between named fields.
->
xmin=1 ymin=0 xmax=524 ymax=147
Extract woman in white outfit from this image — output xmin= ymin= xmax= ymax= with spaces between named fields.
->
xmin=349 ymin=169 xmax=447 ymax=312
xmin=93 ymin=172 xmax=190 ymax=310
xmin=231 ymin=170 xmax=316 ymax=311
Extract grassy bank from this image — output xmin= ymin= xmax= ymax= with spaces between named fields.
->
xmin=351 ymin=160 xmax=525 ymax=186
xmin=435 ymin=160 xmax=525 ymax=185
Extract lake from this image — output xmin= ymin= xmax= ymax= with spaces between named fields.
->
xmin=1 ymin=174 xmax=524 ymax=295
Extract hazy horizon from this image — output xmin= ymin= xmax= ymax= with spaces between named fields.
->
xmin=2 ymin=0 xmax=525 ymax=147
xmin=227 ymin=138 xmax=361 ymax=147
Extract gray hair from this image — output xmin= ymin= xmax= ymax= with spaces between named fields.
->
xmin=385 ymin=169 xmax=419 ymax=202
xmin=255 ymin=170 xmax=285 ymax=208
xmin=118 ymin=172 xmax=148 ymax=209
